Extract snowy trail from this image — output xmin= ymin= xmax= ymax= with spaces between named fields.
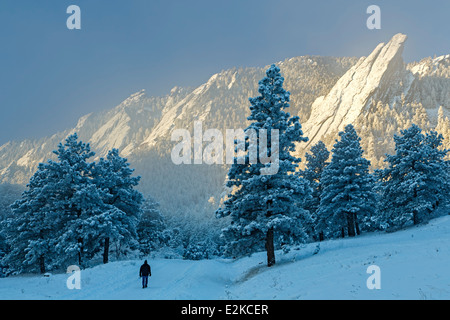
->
xmin=1 ymin=216 xmax=450 ymax=300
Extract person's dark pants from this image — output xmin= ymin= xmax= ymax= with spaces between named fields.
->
xmin=142 ymin=275 xmax=148 ymax=288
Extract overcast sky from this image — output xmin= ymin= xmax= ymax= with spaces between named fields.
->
xmin=0 ymin=0 xmax=449 ymax=144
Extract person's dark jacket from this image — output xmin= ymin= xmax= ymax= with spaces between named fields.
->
xmin=139 ymin=260 xmax=151 ymax=277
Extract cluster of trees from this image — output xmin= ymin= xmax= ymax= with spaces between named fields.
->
xmin=216 ymin=65 xmax=449 ymax=267
xmin=304 ymin=123 xmax=449 ymax=239
xmin=0 ymin=134 xmax=145 ymax=274
xmin=0 ymin=135 xmax=222 ymax=275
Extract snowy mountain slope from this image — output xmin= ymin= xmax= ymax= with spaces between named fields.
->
xmin=302 ymin=33 xmax=412 ymax=149
xmin=0 ymin=87 xmax=192 ymax=184
xmin=298 ymin=33 xmax=450 ymax=168
xmin=1 ymin=214 xmax=449 ymax=300
xmin=139 ymin=56 xmax=356 ymax=150
xmin=0 ymin=57 xmax=356 ymax=185
xmin=0 ymin=33 xmax=448 ymax=217
xmin=409 ymin=54 xmax=450 ymax=78
xmin=0 ymin=56 xmax=355 ymax=217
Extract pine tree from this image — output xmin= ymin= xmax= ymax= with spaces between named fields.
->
xmin=3 ymin=164 xmax=57 ymax=274
xmin=216 ymin=64 xmax=311 ymax=266
xmin=2 ymin=134 xmax=97 ymax=272
xmin=0 ymin=184 xmax=23 ymax=276
xmin=50 ymin=134 xmax=98 ymax=267
xmin=137 ymin=196 xmax=165 ymax=256
xmin=377 ymin=124 xmax=449 ymax=228
xmin=301 ymin=141 xmax=330 ymax=240
xmin=318 ymin=124 xmax=376 ymax=238
xmin=92 ymin=149 xmax=143 ymax=263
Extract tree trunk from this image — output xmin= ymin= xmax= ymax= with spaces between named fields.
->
xmin=39 ymin=255 xmax=45 ymax=274
xmin=413 ymin=210 xmax=419 ymax=225
xmin=412 ymin=182 xmax=420 ymax=224
xmin=103 ymin=237 xmax=110 ymax=264
xmin=354 ymin=213 xmax=360 ymax=236
xmin=318 ymin=231 xmax=324 ymax=242
xmin=347 ymin=212 xmax=356 ymax=237
xmin=265 ymin=227 xmax=275 ymax=267
xmin=265 ymin=197 xmax=275 ymax=267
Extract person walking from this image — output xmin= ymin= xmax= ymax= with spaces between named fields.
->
xmin=139 ymin=260 xmax=151 ymax=288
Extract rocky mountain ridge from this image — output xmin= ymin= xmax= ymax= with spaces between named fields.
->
xmin=1 ymin=34 xmax=448 ymax=216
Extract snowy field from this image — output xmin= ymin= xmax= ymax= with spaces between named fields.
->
xmin=1 ymin=215 xmax=450 ymax=300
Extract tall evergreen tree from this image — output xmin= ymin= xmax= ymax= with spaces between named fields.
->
xmin=0 ymin=184 xmax=23 ymax=276
xmin=50 ymin=134 xmax=98 ymax=267
xmin=216 ymin=64 xmax=311 ymax=266
xmin=377 ymin=124 xmax=449 ymax=228
xmin=137 ymin=196 xmax=165 ymax=256
xmin=318 ymin=124 xmax=376 ymax=238
xmin=3 ymin=134 xmax=97 ymax=272
xmin=92 ymin=149 xmax=143 ymax=263
xmin=301 ymin=141 xmax=330 ymax=240
xmin=3 ymin=165 xmax=56 ymax=274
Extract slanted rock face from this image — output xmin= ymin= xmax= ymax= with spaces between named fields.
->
xmin=302 ymin=33 xmax=412 ymax=149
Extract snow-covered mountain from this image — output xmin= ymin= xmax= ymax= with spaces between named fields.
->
xmin=300 ymin=33 xmax=450 ymax=167
xmin=0 ymin=33 xmax=448 ymax=217
xmin=302 ymin=33 xmax=412 ymax=149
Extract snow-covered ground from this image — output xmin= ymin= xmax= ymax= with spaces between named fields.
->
xmin=1 ymin=215 xmax=450 ymax=300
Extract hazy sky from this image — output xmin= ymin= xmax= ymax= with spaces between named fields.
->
xmin=0 ymin=0 xmax=449 ymax=144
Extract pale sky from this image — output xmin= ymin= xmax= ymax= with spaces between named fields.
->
xmin=0 ymin=0 xmax=448 ymax=144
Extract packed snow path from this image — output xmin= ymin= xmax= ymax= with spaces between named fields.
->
xmin=1 ymin=215 xmax=450 ymax=300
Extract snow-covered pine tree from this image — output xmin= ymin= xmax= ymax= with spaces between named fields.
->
xmin=317 ymin=124 xmax=376 ymax=239
xmin=301 ymin=141 xmax=330 ymax=241
xmin=377 ymin=124 xmax=449 ymax=228
xmin=216 ymin=64 xmax=311 ymax=267
xmin=2 ymin=134 xmax=98 ymax=272
xmin=69 ymin=183 xmax=115 ymax=264
xmin=3 ymin=164 xmax=57 ymax=274
xmin=0 ymin=184 xmax=23 ymax=276
xmin=93 ymin=149 xmax=143 ymax=263
xmin=0 ymin=234 xmax=6 ymax=277
xmin=42 ymin=133 xmax=99 ymax=268
xmin=423 ymin=130 xmax=450 ymax=209
xmin=137 ymin=195 xmax=165 ymax=256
